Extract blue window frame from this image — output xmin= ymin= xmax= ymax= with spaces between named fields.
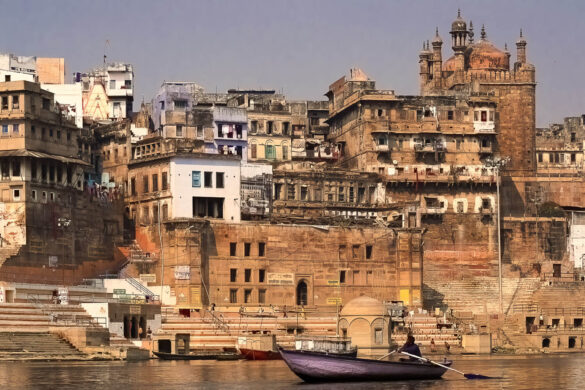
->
xmin=192 ymin=171 xmax=201 ymax=187
xmin=2 ymin=125 xmax=7 ymax=134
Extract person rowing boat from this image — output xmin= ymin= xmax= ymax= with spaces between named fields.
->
xmin=398 ymin=335 xmax=421 ymax=361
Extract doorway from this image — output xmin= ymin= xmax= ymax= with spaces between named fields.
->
xmin=296 ymin=280 xmax=308 ymax=306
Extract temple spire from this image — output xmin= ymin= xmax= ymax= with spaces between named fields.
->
xmin=481 ymin=24 xmax=487 ymax=40
xmin=469 ymin=21 xmax=474 ymax=44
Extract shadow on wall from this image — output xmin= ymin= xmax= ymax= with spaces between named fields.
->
xmin=421 ymin=283 xmax=446 ymax=313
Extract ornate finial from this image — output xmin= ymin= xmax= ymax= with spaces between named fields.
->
xmin=469 ymin=20 xmax=475 ymax=43
xmin=426 ymin=40 xmax=430 ymax=50
xmin=481 ymin=24 xmax=487 ymax=39
xmin=505 ymin=43 xmax=508 ymax=51
xmin=520 ymin=28 xmax=523 ymax=38
xmin=422 ymin=41 xmax=426 ymax=50
xmin=435 ymin=27 xmax=439 ymax=37
xmin=458 ymin=8 xmax=461 ymax=18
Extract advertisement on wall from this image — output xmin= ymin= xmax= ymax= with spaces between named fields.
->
xmin=174 ymin=266 xmax=191 ymax=280
xmin=267 ymin=273 xmax=294 ymax=285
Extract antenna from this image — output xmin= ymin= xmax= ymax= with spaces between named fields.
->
xmin=103 ymin=39 xmax=111 ymax=67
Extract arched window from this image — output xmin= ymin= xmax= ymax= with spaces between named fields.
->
xmin=296 ymin=280 xmax=308 ymax=306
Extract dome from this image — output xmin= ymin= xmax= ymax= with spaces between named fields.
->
xmin=443 ymin=56 xmax=458 ymax=72
xmin=465 ymin=39 xmax=509 ymax=71
xmin=451 ymin=10 xmax=467 ymax=32
xmin=341 ymin=296 xmax=386 ymax=316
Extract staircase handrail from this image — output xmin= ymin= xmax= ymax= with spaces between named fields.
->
xmin=119 ymin=269 xmax=156 ymax=297
xmin=203 ymin=309 xmax=230 ymax=334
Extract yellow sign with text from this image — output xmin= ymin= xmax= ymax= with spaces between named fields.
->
xmin=327 ymin=280 xmax=340 ymax=286
xmin=326 ymin=297 xmax=342 ymax=305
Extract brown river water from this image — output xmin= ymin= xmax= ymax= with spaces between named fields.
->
xmin=0 ymin=354 xmax=583 ymax=390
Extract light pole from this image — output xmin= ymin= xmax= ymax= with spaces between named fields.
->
xmin=158 ymin=199 xmax=164 ymax=305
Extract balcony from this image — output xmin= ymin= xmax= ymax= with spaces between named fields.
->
xmin=473 ymin=121 xmax=495 ymax=134
xmin=479 ymin=144 xmax=494 ymax=154
xmin=414 ymin=143 xmax=446 ymax=153
xmin=375 ymin=144 xmax=389 ymax=152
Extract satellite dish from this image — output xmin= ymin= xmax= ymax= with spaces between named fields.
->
xmin=393 ymin=160 xmax=398 ymax=165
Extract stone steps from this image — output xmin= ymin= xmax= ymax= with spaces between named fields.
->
xmin=0 ymin=332 xmax=85 ymax=359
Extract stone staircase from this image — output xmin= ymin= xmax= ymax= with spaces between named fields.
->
xmin=0 ymin=303 xmax=99 ymax=332
xmin=0 ymin=246 xmax=20 ymax=268
xmin=424 ymin=277 xmax=541 ymax=315
xmin=158 ymin=307 xmax=337 ymax=351
xmin=396 ymin=313 xmax=461 ymax=353
xmin=0 ymin=332 xmax=86 ymax=360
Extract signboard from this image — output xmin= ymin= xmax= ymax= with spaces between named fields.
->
xmin=129 ymin=305 xmax=141 ymax=314
xmin=113 ymin=289 xmax=126 ymax=295
xmin=327 ymin=280 xmax=340 ymax=286
xmin=267 ymin=273 xmax=294 ymax=285
xmin=139 ymin=274 xmax=156 ymax=283
xmin=48 ymin=256 xmax=58 ymax=268
xmin=58 ymin=287 xmax=69 ymax=305
xmin=174 ymin=266 xmax=191 ymax=280
xmin=190 ymin=287 xmax=201 ymax=307
xmin=326 ymin=297 xmax=342 ymax=305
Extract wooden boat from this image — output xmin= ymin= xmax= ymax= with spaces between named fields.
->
xmin=279 ymin=348 xmax=452 ymax=382
xmin=152 ymin=351 xmax=240 ymax=361
xmin=295 ymin=336 xmax=357 ymax=357
xmin=237 ymin=334 xmax=282 ymax=360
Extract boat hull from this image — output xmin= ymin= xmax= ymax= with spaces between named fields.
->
xmin=279 ymin=349 xmax=450 ymax=382
xmin=153 ymin=351 xmax=239 ymax=361
xmin=239 ymin=348 xmax=283 ymax=360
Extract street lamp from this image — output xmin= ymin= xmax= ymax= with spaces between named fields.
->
xmin=484 ymin=157 xmax=509 ymax=316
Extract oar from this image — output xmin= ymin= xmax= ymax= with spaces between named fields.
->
xmin=400 ymin=351 xmax=493 ymax=379
xmin=376 ymin=350 xmax=396 ymax=360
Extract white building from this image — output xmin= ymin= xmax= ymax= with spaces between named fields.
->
xmin=0 ymin=53 xmax=36 ymax=82
xmin=41 ymin=83 xmax=83 ymax=128
xmin=169 ymin=155 xmax=241 ymax=222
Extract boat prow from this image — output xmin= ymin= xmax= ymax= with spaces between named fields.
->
xmin=279 ymin=348 xmax=451 ymax=383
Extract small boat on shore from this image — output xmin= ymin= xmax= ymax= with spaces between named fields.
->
xmin=279 ymin=348 xmax=452 ymax=382
xmin=152 ymin=351 xmax=240 ymax=361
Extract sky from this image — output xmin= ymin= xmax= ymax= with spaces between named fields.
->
xmin=1 ymin=0 xmax=584 ymax=127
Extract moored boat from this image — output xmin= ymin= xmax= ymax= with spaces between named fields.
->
xmin=279 ymin=348 xmax=451 ymax=382
xmin=237 ymin=334 xmax=282 ymax=360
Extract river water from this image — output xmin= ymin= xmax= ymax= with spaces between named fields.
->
xmin=0 ymin=354 xmax=583 ymax=390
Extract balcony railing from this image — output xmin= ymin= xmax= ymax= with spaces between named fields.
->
xmin=420 ymin=206 xmax=444 ymax=215
xmin=375 ymin=144 xmax=389 ymax=152
xmin=414 ymin=143 xmax=446 ymax=153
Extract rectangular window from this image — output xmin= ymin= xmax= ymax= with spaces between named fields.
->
xmin=124 ymin=80 xmax=132 ymax=89
xmin=244 ymin=289 xmax=252 ymax=303
xmin=375 ymin=328 xmax=383 ymax=345
xmin=352 ymin=245 xmax=360 ymax=259
xmin=267 ymin=121 xmax=273 ymax=134
xmin=11 ymin=95 xmax=19 ymax=109
xmin=251 ymin=144 xmax=257 ymax=159
xmin=300 ymin=186 xmax=308 ymax=200
xmin=274 ymin=183 xmax=282 ymax=200
xmin=287 ymin=184 xmax=296 ymax=200
xmin=1 ymin=125 xmax=7 ymax=134
xmin=31 ymin=126 xmax=36 ymax=135
xmin=338 ymin=187 xmax=345 ymax=202
xmin=176 ymin=125 xmax=183 ymax=137
xmin=230 ymin=242 xmax=237 ymax=256
xmin=244 ymin=243 xmax=251 ymax=257
xmin=152 ymin=174 xmax=158 ymax=192
xmin=258 ymin=289 xmax=266 ymax=304
xmin=109 ymin=80 xmax=116 ymax=89
xmin=481 ymin=110 xmax=487 ymax=122
xmin=143 ymin=176 xmax=149 ymax=193
xmin=230 ymin=269 xmax=237 ymax=282
xmin=265 ymin=145 xmax=276 ymax=159
xmin=349 ymin=187 xmax=355 ymax=202
xmin=251 ymin=121 xmax=258 ymax=132
xmin=197 ymin=125 xmax=203 ymax=138
xmin=230 ymin=289 xmax=238 ymax=304
xmin=204 ymin=171 xmax=212 ymax=188
xmin=13 ymin=189 xmax=20 ymax=201
xmin=313 ymin=188 xmax=322 ymax=202
xmin=282 ymin=122 xmax=290 ymax=135
xmin=56 ymin=130 xmax=61 ymax=139
xmin=447 ymin=110 xmax=454 ymax=120
xmin=42 ymin=98 xmax=50 ymax=110
xmin=216 ymin=172 xmax=224 ymax=188
xmin=131 ymin=178 xmax=136 ymax=195
xmin=174 ymin=100 xmax=187 ymax=109
xmin=31 ymin=190 xmax=37 ymax=200
xmin=12 ymin=161 xmax=20 ymax=177
xmin=258 ymin=242 xmax=266 ymax=257
xmin=282 ymin=145 xmax=288 ymax=159
xmin=192 ymin=171 xmax=201 ymax=187
xmin=366 ymin=245 xmax=373 ymax=259
xmin=259 ymin=269 xmax=265 ymax=283
xmin=12 ymin=124 xmax=18 ymax=133
xmin=340 ymin=270 xmax=346 ymax=284
xmin=162 ymin=172 xmax=168 ymax=190
xmin=244 ymin=269 xmax=251 ymax=282
xmin=358 ymin=187 xmax=365 ymax=203
xmin=571 ymin=153 xmax=576 ymax=163
xmin=1 ymin=96 xmax=8 ymax=109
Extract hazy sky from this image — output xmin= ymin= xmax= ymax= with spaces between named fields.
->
xmin=1 ymin=0 xmax=584 ymax=126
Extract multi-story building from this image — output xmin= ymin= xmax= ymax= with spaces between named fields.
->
xmin=152 ymin=82 xmax=204 ymax=135
xmin=0 ymin=80 xmax=123 ymax=283
xmin=126 ymin=137 xmax=241 ymax=225
xmin=227 ymin=90 xmax=293 ymax=162
xmin=536 ymin=116 xmax=585 ymax=175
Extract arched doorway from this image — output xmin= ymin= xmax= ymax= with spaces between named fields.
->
xmin=296 ymin=280 xmax=308 ymax=306
xmin=542 ymin=338 xmax=550 ymax=348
